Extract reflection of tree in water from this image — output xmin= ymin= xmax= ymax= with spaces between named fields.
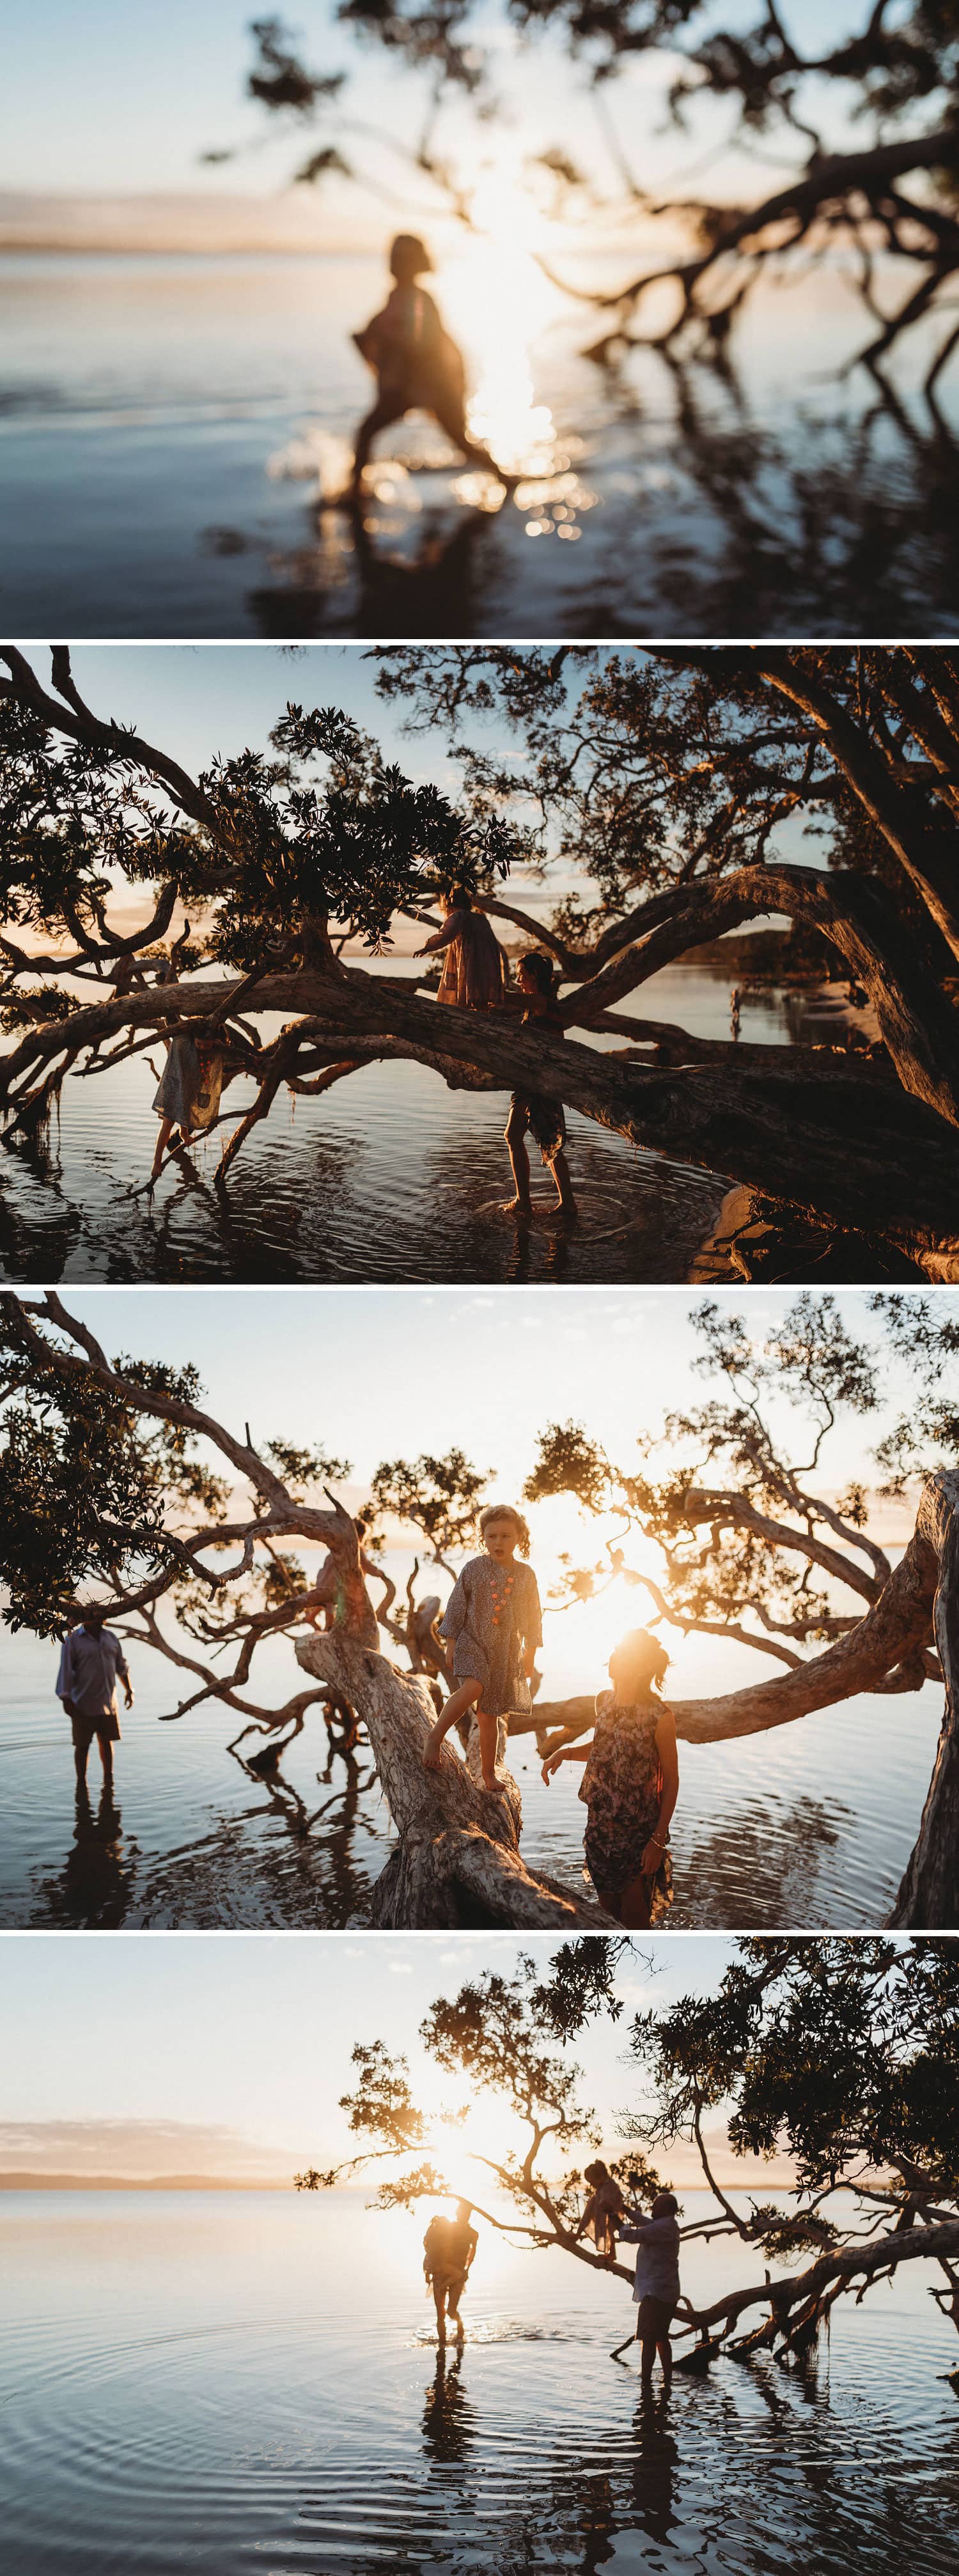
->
xmin=420 ymin=2348 xmax=478 ymax=2468
xmin=130 ymin=1740 xmax=386 ymax=1929
xmin=249 ymin=364 xmax=959 ymax=641
xmin=672 ymin=1794 xmax=846 ymax=1932
xmin=34 ymin=1784 xmax=139 ymax=1928
xmin=579 ymin=362 xmax=959 ymax=640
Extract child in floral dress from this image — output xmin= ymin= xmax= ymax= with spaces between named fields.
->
xmin=542 ymin=1627 xmax=678 ymax=1924
xmin=423 ymin=1504 xmax=542 ymax=1791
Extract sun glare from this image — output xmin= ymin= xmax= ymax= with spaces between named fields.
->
xmin=435 ymin=157 xmax=566 ymax=481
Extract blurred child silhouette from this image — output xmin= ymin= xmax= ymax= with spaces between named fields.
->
xmin=352 ymin=234 xmax=510 ymax=495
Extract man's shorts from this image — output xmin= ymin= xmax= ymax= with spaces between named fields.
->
xmin=636 ymin=2295 xmax=676 ymax=2339
xmin=70 ymin=1711 xmax=121 ymax=1750
xmin=430 ymin=2270 xmax=468 ymax=2306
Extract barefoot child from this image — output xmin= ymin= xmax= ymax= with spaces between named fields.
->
xmin=575 ymin=2159 xmax=627 ymax=2260
xmin=542 ymin=1627 xmax=678 ymax=1924
xmin=424 ymin=1504 xmax=542 ymax=1791
xmin=351 ymin=234 xmax=508 ymax=495
xmin=503 ymin=950 xmax=577 ymax=1222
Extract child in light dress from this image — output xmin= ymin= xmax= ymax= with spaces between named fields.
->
xmin=423 ymin=1503 xmax=542 ymax=1791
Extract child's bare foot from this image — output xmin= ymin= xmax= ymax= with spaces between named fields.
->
xmin=481 ymin=1769 xmax=501 ymax=1793
xmin=423 ymin=1724 xmax=446 ymax=1771
xmin=500 ymin=1195 xmax=533 ymax=1224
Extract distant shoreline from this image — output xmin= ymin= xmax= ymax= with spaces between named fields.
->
xmin=0 ymin=2172 xmax=292 ymax=2191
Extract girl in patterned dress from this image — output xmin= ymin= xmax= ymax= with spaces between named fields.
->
xmin=423 ymin=1504 xmax=542 ymax=1792
xmin=542 ymin=1628 xmax=678 ymax=1925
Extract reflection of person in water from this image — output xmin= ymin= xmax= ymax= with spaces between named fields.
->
xmin=423 ymin=2202 xmax=478 ymax=2346
xmin=351 ymin=234 xmax=510 ymax=496
xmin=56 ymin=1602 xmax=133 ymax=1792
xmin=421 ymin=2347 xmax=475 ymax=2465
xmin=416 ymin=886 xmax=508 ymax=1010
xmin=503 ymin=950 xmax=577 ymax=1224
xmin=542 ymin=1628 xmax=678 ymax=1927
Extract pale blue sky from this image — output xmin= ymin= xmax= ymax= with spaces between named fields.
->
xmin=39 ymin=1284 xmax=926 ymax=1522
xmin=0 ymin=1928 xmax=740 ymax=2175
xmin=5 ymin=4 xmax=889 ymax=201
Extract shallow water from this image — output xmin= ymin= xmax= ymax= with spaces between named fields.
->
xmin=2 ymin=251 xmax=958 ymax=637
xmin=1 ymin=1570 xmax=941 ymax=1931
xmin=0 ymin=962 xmax=855 ymax=1287
xmin=2 ymin=2189 xmax=956 ymax=2573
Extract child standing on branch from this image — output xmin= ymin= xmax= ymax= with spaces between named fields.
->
xmin=351 ymin=234 xmax=511 ymax=497
xmin=423 ymin=1505 xmax=542 ymax=1793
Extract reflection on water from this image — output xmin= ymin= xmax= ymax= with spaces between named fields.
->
xmin=2 ymin=250 xmax=958 ymax=636
xmin=0 ymin=1597 xmax=943 ymax=1930
xmin=0 ymin=962 xmax=865 ymax=1287
xmin=1 ymin=2191 xmax=956 ymax=2574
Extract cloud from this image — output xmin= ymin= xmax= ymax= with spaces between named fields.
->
xmin=0 ymin=2118 xmax=286 ymax=2178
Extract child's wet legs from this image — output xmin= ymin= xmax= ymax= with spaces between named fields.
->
xmin=504 ymin=1104 xmax=533 ymax=1217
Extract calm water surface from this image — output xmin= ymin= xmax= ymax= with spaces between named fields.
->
xmin=1 ymin=1570 xmax=940 ymax=1931
xmin=2 ymin=251 xmax=958 ymax=636
xmin=0 ymin=963 xmax=854 ymax=1286
xmin=2 ymin=2190 xmax=956 ymax=2573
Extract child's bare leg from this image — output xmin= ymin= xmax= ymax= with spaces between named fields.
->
xmin=433 ymin=397 xmax=504 ymax=481
xmin=150 ymin=1116 xmax=174 ymax=1181
xmin=617 ymin=1872 xmax=655 ymax=1931
xmin=475 ymin=1707 xmax=502 ymax=1793
xmin=352 ymin=397 xmax=404 ymax=492
xmin=549 ymin=1148 xmax=577 ymax=1219
xmin=423 ymin=1678 xmax=481 ymax=1770
xmin=657 ymin=2336 xmax=673 ymax=2391
xmin=433 ymin=2283 xmax=447 ymax=2345
xmin=504 ymin=1106 xmax=533 ymax=1219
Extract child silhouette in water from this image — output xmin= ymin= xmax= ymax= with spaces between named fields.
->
xmin=352 ymin=234 xmax=510 ymax=495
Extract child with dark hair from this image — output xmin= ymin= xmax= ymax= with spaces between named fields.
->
xmin=416 ymin=887 xmax=508 ymax=1010
xmin=351 ymin=234 xmax=509 ymax=495
xmin=423 ymin=1503 xmax=542 ymax=1791
xmin=542 ymin=1627 xmax=678 ymax=1925
xmin=503 ymin=949 xmax=577 ymax=1223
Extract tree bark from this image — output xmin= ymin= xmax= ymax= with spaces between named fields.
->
xmin=889 ymin=1470 xmax=959 ymax=1927
xmin=687 ymin=2216 xmax=959 ymax=2346
xmin=294 ymin=1631 xmax=615 ymax=1929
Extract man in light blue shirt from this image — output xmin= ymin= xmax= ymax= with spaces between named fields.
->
xmin=616 ymin=2191 xmax=682 ymax=2389
xmin=56 ymin=1603 xmax=133 ymax=1791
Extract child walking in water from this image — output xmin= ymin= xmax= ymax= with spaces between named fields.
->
xmin=424 ymin=1504 xmax=542 ymax=1792
xmin=542 ymin=1628 xmax=678 ymax=1924
xmin=504 ymin=950 xmax=577 ymax=1224
xmin=351 ymin=234 xmax=510 ymax=496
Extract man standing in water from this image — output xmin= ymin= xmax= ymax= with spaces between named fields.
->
xmin=56 ymin=1602 xmax=133 ymax=1793
xmin=423 ymin=2200 xmax=479 ymax=2346
xmin=615 ymin=2191 xmax=682 ymax=2390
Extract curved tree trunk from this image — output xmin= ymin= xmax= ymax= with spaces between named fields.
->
xmin=890 ymin=1471 xmax=959 ymax=1927
xmin=294 ymin=1632 xmax=614 ymax=1930
xmin=7 ymin=962 xmax=959 ymax=1261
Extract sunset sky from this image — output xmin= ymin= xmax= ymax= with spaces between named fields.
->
xmin=0 ymin=1928 xmax=796 ymax=2189
xmin=6 ymin=4 xmax=878 ymax=212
